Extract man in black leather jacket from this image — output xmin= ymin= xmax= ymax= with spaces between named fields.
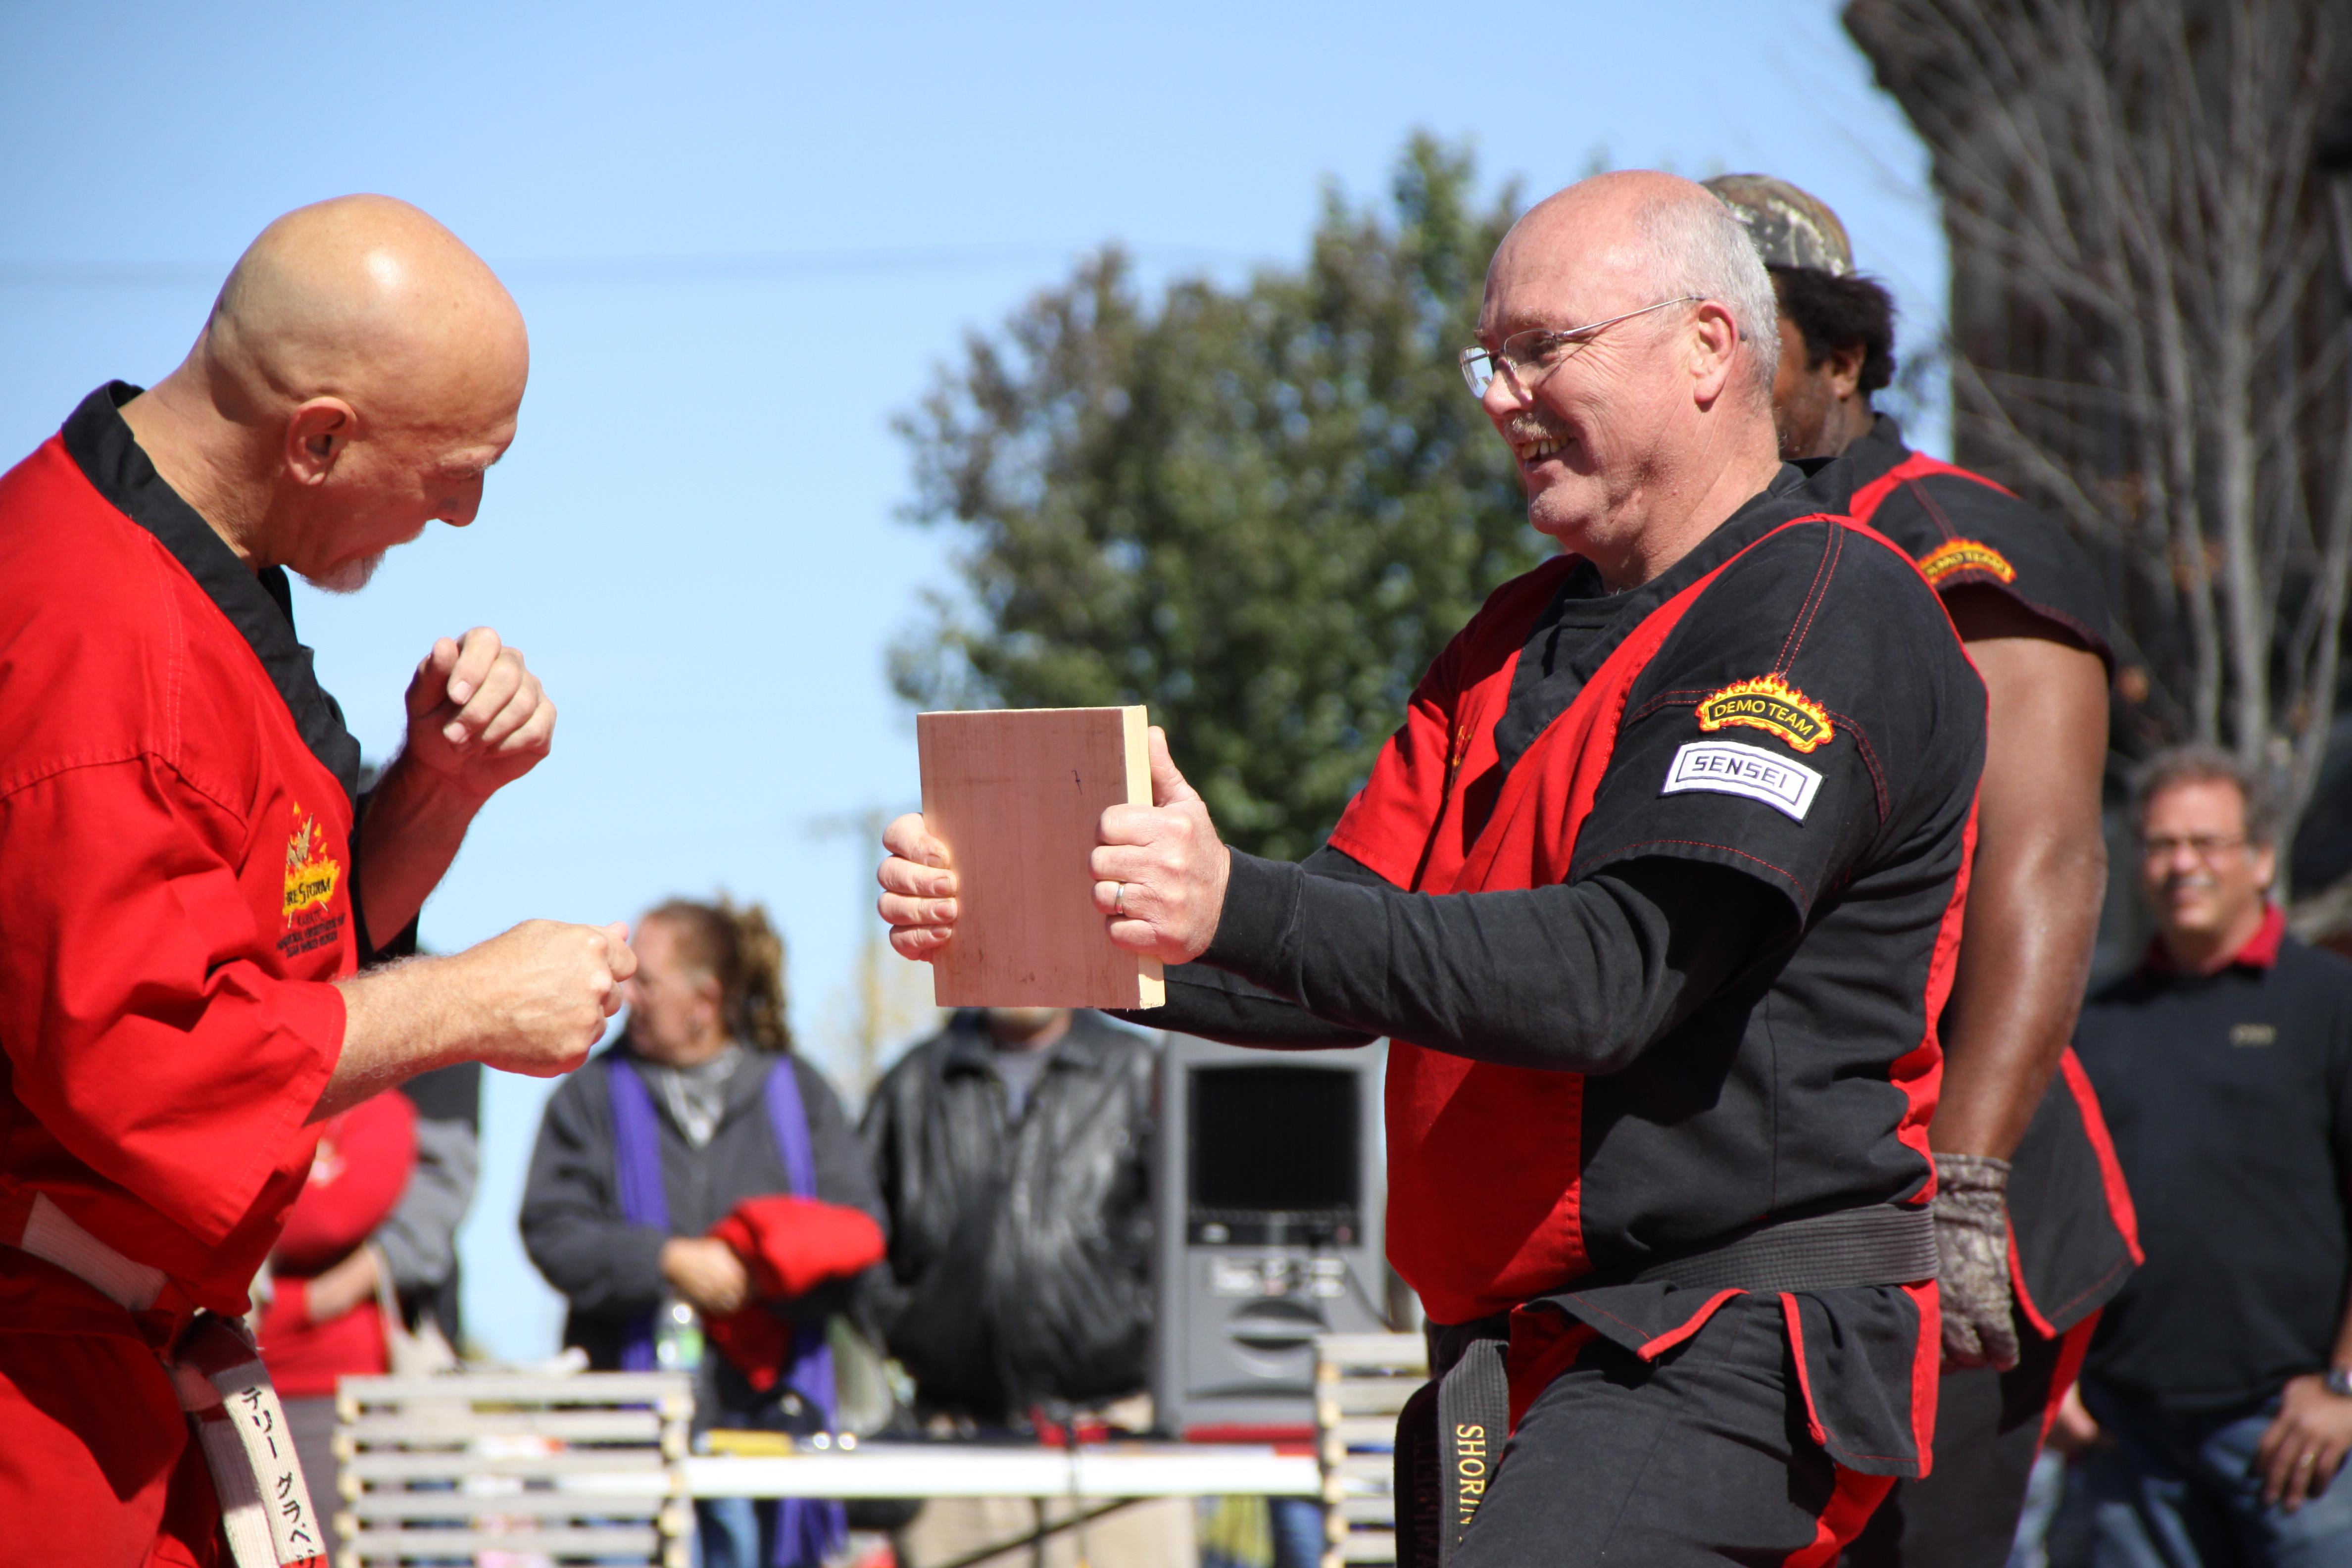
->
xmin=859 ymin=1007 xmax=1157 ymax=1426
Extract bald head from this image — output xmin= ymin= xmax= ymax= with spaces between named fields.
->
xmin=207 ymin=195 xmax=527 ymax=434
xmin=1490 ymin=171 xmax=1779 ymax=404
xmin=1470 ymin=170 xmax=1786 ymax=588
xmin=125 ymin=196 xmax=529 ymax=589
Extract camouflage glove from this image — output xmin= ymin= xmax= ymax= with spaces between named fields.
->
xmin=1933 ymin=1152 xmax=2021 ymax=1372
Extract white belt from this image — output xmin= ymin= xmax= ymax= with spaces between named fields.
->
xmin=7 ymin=1193 xmax=327 ymax=1568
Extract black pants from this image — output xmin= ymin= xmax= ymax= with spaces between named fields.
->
xmin=1843 ymin=1313 xmax=2094 ymax=1568
xmin=1397 ymin=1295 xmax=1892 ymax=1567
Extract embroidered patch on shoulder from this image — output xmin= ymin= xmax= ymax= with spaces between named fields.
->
xmin=1663 ymin=740 xmax=1824 ymax=821
xmin=1918 ymin=538 xmax=2016 ymax=585
xmin=1694 ymin=674 xmax=1834 ymax=753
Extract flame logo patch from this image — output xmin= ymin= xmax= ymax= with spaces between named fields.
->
xmin=283 ymin=804 xmax=344 ymax=926
xmin=1918 ymin=538 xmax=2016 ymax=586
xmin=1695 ymin=674 xmax=1835 ymax=754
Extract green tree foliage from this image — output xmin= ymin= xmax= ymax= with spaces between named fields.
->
xmin=892 ymin=136 xmax=1542 ymax=861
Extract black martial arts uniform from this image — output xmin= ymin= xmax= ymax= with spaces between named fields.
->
xmin=1825 ymin=416 xmax=2144 ymax=1568
xmin=1139 ymin=466 xmax=1985 ymax=1566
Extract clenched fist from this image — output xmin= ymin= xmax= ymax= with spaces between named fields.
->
xmin=453 ymin=919 xmax=636 ymax=1077
xmin=403 ymin=627 xmax=554 ymax=801
xmin=662 ymin=1237 xmax=751 ymax=1317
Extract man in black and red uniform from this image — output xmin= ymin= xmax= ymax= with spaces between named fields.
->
xmin=1700 ymin=175 xmax=2140 ymax=1568
xmin=880 ymin=171 xmax=1984 ymax=1564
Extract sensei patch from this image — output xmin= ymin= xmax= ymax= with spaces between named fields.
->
xmin=1664 ymin=740 xmax=1824 ymax=821
xmin=1694 ymin=674 xmax=1834 ymax=753
xmin=1918 ymin=538 xmax=2016 ymax=586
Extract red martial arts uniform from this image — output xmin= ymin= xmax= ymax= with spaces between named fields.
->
xmin=0 ymin=385 xmax=372 ymax=1567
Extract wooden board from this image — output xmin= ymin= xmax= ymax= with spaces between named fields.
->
xmin=918 ymin=706 xmax=1166 ymax=1009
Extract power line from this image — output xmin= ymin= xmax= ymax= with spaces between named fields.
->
xmin=0 ymin=241 xmax=1262 ymax=291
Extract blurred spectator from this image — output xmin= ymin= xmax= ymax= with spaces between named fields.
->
xmin=259 ymin=1063 xmax=479 ymax=1509
xmin=2072 ymin=748 xmax=2352 ymax=1564
xmin=861 ymin=1007 xmax=1189 ymax=1568
xmin=522 ymin=898 xmax=883 ymax=1568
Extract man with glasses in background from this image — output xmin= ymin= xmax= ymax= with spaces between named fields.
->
xmin=881 ymin=170 xmax=1985 ymax=1565
xmin=2071 ymin=748 xmax=2352 ymax=1565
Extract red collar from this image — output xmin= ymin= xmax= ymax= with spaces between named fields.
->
xmin=2143 ymin=903 xmax=2285 ymax=976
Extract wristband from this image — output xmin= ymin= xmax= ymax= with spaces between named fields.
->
xmin=2325 ymin=1367 xmax=2352 ymax=1399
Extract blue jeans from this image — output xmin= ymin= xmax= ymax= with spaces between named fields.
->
xmin=2079 ymin=1388 xmax=2352 ymax=1567
xmin=695 ymin=1496 xmax=764 ymax=1568
xmin=2011 ymin=1449 xmax=2071 ymax=1568
xmin=1268 ymin=1495 xmax=1326 ymax=1568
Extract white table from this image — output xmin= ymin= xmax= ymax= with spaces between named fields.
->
xmin=683 ymin=1441 xmax=1321 ymax=1499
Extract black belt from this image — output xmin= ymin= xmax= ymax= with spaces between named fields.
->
xmin=1424 ymin=1205 xmax=1935 ymax=1565
xmin=1627 ymin=1202 xmax=1938 ymax=1295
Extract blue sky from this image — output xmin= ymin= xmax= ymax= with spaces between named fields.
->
xmin=1 ymin=1 xmax=1947 ymax=1360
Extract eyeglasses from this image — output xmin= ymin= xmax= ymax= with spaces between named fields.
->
xmin=2140 ymin=833 xmax=2251 ymax=862
xmin=1459 ymin=296 xmax=1704 ymax=399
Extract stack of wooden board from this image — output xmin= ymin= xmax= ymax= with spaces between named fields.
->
xmin=332 ymin=1370 xmax=693 ymax=1567
xmin=1313 ymin=1333 xmax=1427 ymax=1567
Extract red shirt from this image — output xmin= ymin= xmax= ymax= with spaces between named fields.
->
xmin=0 ymin=384 xmax=360 ymax=1321
xmin=260 ymin=1089 xmax=416 ymax=1398
xmin=2142 ymin=903 xmax=2288 ymax=977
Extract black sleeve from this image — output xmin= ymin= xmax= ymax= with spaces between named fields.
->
xmin=517 ymin=1065 xmax=670 ymax=1316
xmin=1123 ymin=843 xmax=1386 ymax=1047
xmin=1198 ymin=850 xmax=1788 ymax=1073
xmin=1884 ymin=471 xmax=2115 ymax=672
xmin=796 ymin=1057 xmax=888 ymax=1232
xmin=399 ymin=1061 xmax=483 ymax=1128
xmin=1190 ymin=519 xmax=1980 ymax=1074
xmin=852 ymin=1067 xmax=914 ymax=1338
xmin=347 ymin=782 xmax=423 ymax=966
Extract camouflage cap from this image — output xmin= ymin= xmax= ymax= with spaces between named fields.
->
xmin=1701 ymin=174 xmax=1854 ymax=276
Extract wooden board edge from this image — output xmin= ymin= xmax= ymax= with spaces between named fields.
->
xmin=1121 ymin=706 xmax=1166 ymax=1008
xmin=1120 ymin=705 xmax=1152 ymax=806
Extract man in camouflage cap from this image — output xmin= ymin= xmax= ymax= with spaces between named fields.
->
xmin=1706 ymin=173 xmax=1857 ymax=278
xmin=1704 ymin=174 xmax=2137 ymax=1568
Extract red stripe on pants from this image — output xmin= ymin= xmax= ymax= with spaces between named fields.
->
xmin=1781 ymin=1465 xmax=1898 ymax=1568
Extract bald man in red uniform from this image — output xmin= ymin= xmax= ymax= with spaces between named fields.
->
xmin=0 ymin=196 xmax=637 ymax=1568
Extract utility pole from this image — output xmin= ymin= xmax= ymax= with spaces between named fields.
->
xmin=807 ymin=804 xmax=903 ymax=1097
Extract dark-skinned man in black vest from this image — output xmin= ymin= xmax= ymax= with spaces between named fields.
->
xmin=1700 ymin=175 xmax=2141 ymax=1568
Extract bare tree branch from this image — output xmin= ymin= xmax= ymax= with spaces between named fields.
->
xmin=1849 ymin=0 xmax=2349 ymax=858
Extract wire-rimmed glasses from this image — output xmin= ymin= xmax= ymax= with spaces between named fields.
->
xmin=2139 ymin=833 xmax=2252 ymax=864
xmin=1459 ymin=295 xmax=1704 ymax=399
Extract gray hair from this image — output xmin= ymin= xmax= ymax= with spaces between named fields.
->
xmin=2129 ymin=743 xmax=2281 ymax=846
xmin=1635 ymin=193 xmax=1782 ymax=405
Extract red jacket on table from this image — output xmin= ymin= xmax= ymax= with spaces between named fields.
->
xmin=0 ymin=382 xmax=373 ymax=1329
